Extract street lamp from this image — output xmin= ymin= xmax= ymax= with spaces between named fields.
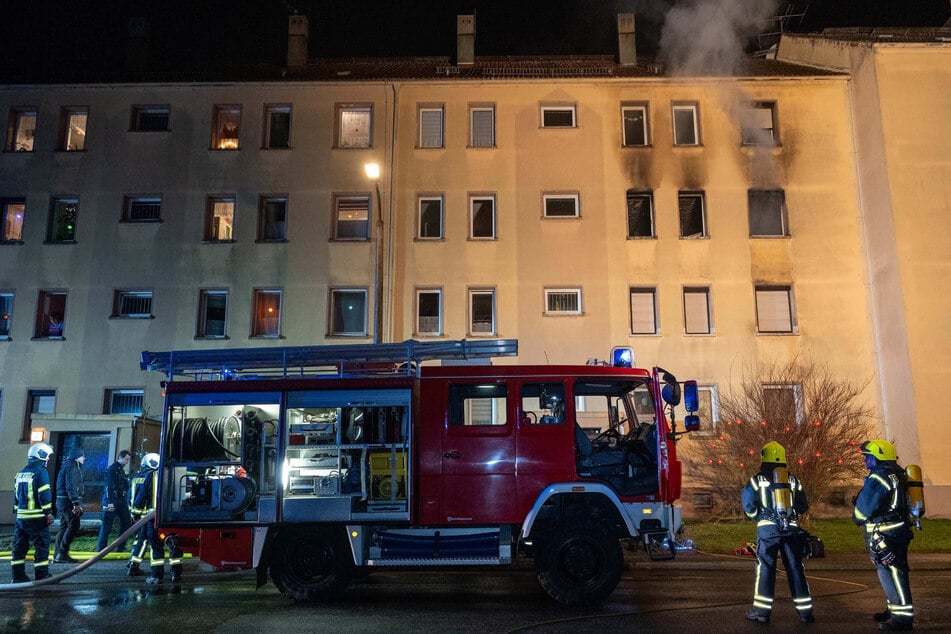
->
xmin=365 ymin=162 xmax=384 ymax=343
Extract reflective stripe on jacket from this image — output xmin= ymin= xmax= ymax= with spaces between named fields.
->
xmin=14 ymin=460 xmax=53 ymax=520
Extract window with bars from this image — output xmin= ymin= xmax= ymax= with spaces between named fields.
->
xmin=0 ymin=291 xmax=13 ymax=339
xmin=678 ymin=192 xmax=706 ymax=238
xmin=122 ymin=196 xmax=162 ymax=222
xmin=418 ymin=196 xmax=443 ymax=239
xmin=622 ymin=104 xmax=649 ymax=146
xmin=337 ymin=105 xmax=372 ymax=148
xmin=626 ymin=190 xmax=654 ymax=238
xmin=541 ymin=105 xmax=576 ymax=128
xmin=418 ymin=106 xmax=444 ymax=148
xmin=672 ymin=103 xmax=699 ymax=146
xmin=6 ymin=108 xmax=37 ymax=152
xmin=742 ymin=102 xmax=777 ymax=145
xmin=34 ymin=290 xmax=66 ymax=339
xmin=204 ymin=196 xmax=235 ymax=241
xmin=683 ymin=287 xmax=712 ymax=334
xmin=543 ymin=194 xmax=579 ymax=218
xmin=545 ymin=289 xmax=582 ymax=315
xmin=416 ymin=289 xmax=442 ymax=335
xmin=104 ymin=389 xmax=144 ymax=415
xmin=258 ymin=196 xmax=287 ymax=241
xmin=112 ymin=290 xmax=153 ymax=318
xmin=748 ymin=189 xmax=788 ymax=237
xmin=59 ymin=107 xmax=88 ymax=151
xmin=330 ymin=288 xmax=368 ymax=336
xmin=334 ymin=195 xmax=370 ymax=240
xmin=212 ymin=105 xmax=241 ymax=150
xmin=197 ymin=289 xmax=228 ymax=338
xmin=47 ymin=197 xmax=79 ymax=242
xmin=264 ymin=105 xmax=291 ymax=149
xmin=755 ymin=285 xmax=796 ymax=334
xmin=131 ymin=106 xmax=170 ymax=132
xmin=470 ymin=196 xmax=496 ymax=239
xmin=1 ymin=198 xmax=25 ymax=242
xmin=251 ymin=289 xmax=282 ymax=338
xmin=629 ymin=287 xmax=658 ymax=335
xmin=469 ymin=106 xmax=495 ymax=148
xmin=469 ymin=289 xmax=496 ymax=335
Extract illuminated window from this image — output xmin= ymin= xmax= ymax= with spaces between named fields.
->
xmin=748 ymin=189 xmax=788 ymax=237
xmin=541 ymin=105 xmax=576 ymax=128
xmin=621 ymin=104 xmax=649 ymax=146
xmin=626 ymin=190 xmax=654 ymax=238
xmin=469 ymin=105 xmax=495 ymax=148
xmin=415 ymin=288 xmax=442 ymax=336
xmin=112 ymin=290 xmax=153 ymax=318
xmin=122 ymin=195 xmax=162 ymax=222
xmin=34 ymin=290 xmax=66 ymax=339
xmin=6 ymin=108 xmax=36 ymax=152
xmin=672 ymin=102 xmax=700 ymax=146
xmin=1 ymin=198 xmax=26 ymax=242
xmin=417 ymin=196 xmax=443 ymax=239
xmin=251 ymin=289 xmax=282 ymax=338
xmin=131 ymin=105 xmax=170 ymax=132
xmin=742 ymin=102 xmax=777 ymax=145
xmin=336 ymin=104 xmax=372 ymax=148
xmin=678 ymin=191 xmax=706 ymax=238
xmin=469 ymin=195 xmax=496 ymax=239
xmin=469 ymin=288 xmax=496 ymax=335
xmin=330 ymin=288 xmax=368 ymax=336
xmin=0 ymin=291 xmax=13 ymax=339
xmin=545 ymin=288 xmax=582 ymax=315
xmin=59 ymin=107 xmax=88 ymax=151
xmin=755 ymin=285 xmax=796 ymax=334
xmin=418 ymin=106 xmax=444 ymax=148
xmin=212 ymin=105 xmax=241 ymax=150
xmin=629 ymin=287 xmax=658 ymax=335
xmin=543 ymin=194 xmax=579 ymax=218
xmin=204 ymin=196 xmax=235 ymax=242
xmin=683 ymin=287 xmax=712 ymax=335
xmin=47 ymin=197 xmax=78 ymax=242
xmin=23 ymin=389 xmax=55 ymax=442
xmin=334 ymin=195 xmax=369 ymax=240
xmin=264 ymin=105 xmax=291 ymax=149
xmin=258 ymin=196 xmax=287 ymax=241
xmin=197 ymin=289 xmax=228 ymax=338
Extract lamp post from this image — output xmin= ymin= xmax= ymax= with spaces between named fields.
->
xmin=364 ymin=162 xmax=385 ymax=343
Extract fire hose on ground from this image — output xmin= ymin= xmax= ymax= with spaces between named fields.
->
xmin=0 ymin=509 xmax=155 ymax=591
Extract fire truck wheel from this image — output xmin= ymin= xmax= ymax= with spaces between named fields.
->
xmin=269 ymin=527 xmax=354 ymax=602
xmin=534 ymin=518 xmax=623 ymax=606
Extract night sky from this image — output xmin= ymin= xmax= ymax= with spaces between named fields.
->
xmin=0 ymin=0 xmax=947 ymax=80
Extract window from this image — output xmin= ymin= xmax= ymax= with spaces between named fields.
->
xmin=1 ymin=198 xmax=25 ymax=242
xmin=329 ymin=288 xmax=368 ymax=336
xmin=104 ymin=388 xmax=144 ymax=415
xmin=0 ymin=292 xmax=13 ymax=339
xmin=47 ymin=197 xmax=78 ymax=242
xmin=691 ymin=385 xmax=719 ymax=435
xmin=742 ymin=102 xmax=777 ymax=145
xmin=131 ymin=106 xmax=170 ymax=132
xmin=748 ymin=189 xmax=787 ymax=237
xmin=416 ymin=288 xmax=442 ymax=335
xmin=755 ymin=285 xmax=796 ymax=334
xmin=622 ymin=104 xmax=649 ymax=146
xmin=258 ymin=196 xmax=287 ymax=241
xmin=264 ymin=105 xmax=291 ymax=149
xmin=469 ymin=288 xmax=496 ymax=335
xmin=543 ymin=194 xmax=579 ymax=218
xmin=418 ymin=106 xmax=444 ymax=148
xmin=683 ymin=287 xmax=712 ymax=335
xmin=112 ymin=290 xmax=153 ymax=318
xmin=212 ymin=105 xmax=241 ymax=150
xmin=59 ymin=107 xmax=88 ymax=151
xmin=34 ymin=290 xmax=66 ymax=339
xmin=6 ymin=108 xmax=36 ymax=152
xmin=336 ymin=104 xmax=372 ymax=148
xmin=630 ymin=287 xmax=658 ymax=335
xmin=541 ymin=105 xmax=576 ymax=128
xmin=204 ymin=196 xmax=235 ymax=241
xmin=469 ymin=105 xmax=495 ymax=148
xmin=449 ymin=383 xmax=507 ymax=427
xmin=251 ymin=289 xmax=282 ymax=338
xmin=417 ymin=196 xmax=443 ymax=239
xmin=763 ymin=384 xmax=803 ymax=426
xmin=197 ymin=289 xmax=228 ymax=338
xmin=521 ymin=383 xmax=566 ymax=425
xmin=672 ymin=103 xmax=699 ymax=146
xmin=545 ymin=288 xmax=582 ymax=315
xmin=678 ymin=192 xmax=706 ymax=238
xmin=469 ymin=195 xmax=496 ymax=239
xmin=333 ymin=195 xmax=370 ymax=240
xmin=122 ymin=195 xmax=162 ymax=223
xmin=23 ymin=389 xmax=55 ymax=442
xmin=626 ymin=190 xmax=654 ymax=238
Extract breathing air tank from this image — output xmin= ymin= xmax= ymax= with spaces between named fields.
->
xmin=906 ymin=464 xmax=925 ymax=529
xmin=771 ymin=466 xmax=793 ymax=532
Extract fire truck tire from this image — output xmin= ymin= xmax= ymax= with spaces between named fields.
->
xmin=269 ymin=527 xmax=354 ymax=602
xmin=534 ymin=518 xmax=623 ymax=606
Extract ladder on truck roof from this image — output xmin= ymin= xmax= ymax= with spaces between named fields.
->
xmin=140 ymin=338 xmax=519 ymax=381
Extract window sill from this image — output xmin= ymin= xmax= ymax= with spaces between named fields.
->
xmin=466 ymin=145 xmax=497 ymax=150
xmin=327 ymin=333 xmax=371 ymax=339
xmin=195 ymin=335 xmax=230 ymax=340
xmin=1 ymin=239 xmax=24 ymax=245
xmin=209 ymin=147 xmax=241 ymax=152
xmin=413 ymin=333 xmax=444 ymax=338
xmin=329 ymin=238 xmax=370 ymax=243
xmin=414 ymin=237 xmax=445 ymax=242
xmin=128 ymin=129 xmax=171 ymax=133
xmin=0 ymin=336 xmax=11 ymax=341
xmin=626 ymin=236 xmax=657 ymax=240
xmin=120 ymin=218 xmax=163 ymax=224
xmin=750 ymin=235 xmax=790 ymax=239
xmin=32 ymin=336 xmax=65 ymax=341
xmin=679 ymin=236 xmax=710 ymax=240
xmin=621 ymin=144 xmax=653 ymax=149
xmin=250 ymin=335 xmax=285 ymax=340
xmin=544 ymin=312 xmax=584 ymax=317
xmin=331 ymin=145 xmax=371 ymax=150
xmin=3 ymin=149 xmax=35 ymax=154
xmin=629 ymin=332 xmax=661 ymax=337
xmin=255 ymin=238 xmax=288 ymax=244
xmin=741 ymin=142 xmax=782 ymax=149
xmin=467 ymin=237 xmax=498 ymax=242
xmin=43 ymin=240 xmax=77 ymax=245
xmin=261 ymin=146 xmax=293 ymax=151
xmin=684 ymin=331 xmax=715 ymax=337
xmin=673 ymin=143 xmax=703 ymax=148
xmin=756 ymin=330 xmax=799 ymax=336
xmin=202 ymin=239 xmax=236 ymax=244
xmin=541 ymin=215 xmax=581 ymax=220
xmin=415 ymin=145 xmax=445 ymax=150
xmin=108 ymin=315 xmax=155 ymax=320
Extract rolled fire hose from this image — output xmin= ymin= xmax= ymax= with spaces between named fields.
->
xmin=0 ymin=509 xmax=155 ymax=590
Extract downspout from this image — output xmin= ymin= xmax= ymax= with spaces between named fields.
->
xmin=383 ymin=81 xmax=400 ymax=342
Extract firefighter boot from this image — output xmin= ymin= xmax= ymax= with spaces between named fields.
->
xmin=11 ymin=563 xmax=29 ymax=584
xmin=127 ymin=561 xmax=143 ymax=577
xmin=873 ymin=610 xmax=892 ymax=623
xmin=34 ymin=565 xmax=51 ymax=582
xmin=879 ymin=618 xmax=914 ymax=631
xmin=745 ymin=609 xmax=770 ymax=623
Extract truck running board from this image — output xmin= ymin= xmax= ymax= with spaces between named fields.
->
xmin=366 ymin=555 xmax=511 ymax=567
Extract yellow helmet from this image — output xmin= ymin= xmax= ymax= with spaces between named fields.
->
xmin=761 ymin=441 xmax=786 ymax=465
xmin=861 ymin=439 xmax=897 ymax=462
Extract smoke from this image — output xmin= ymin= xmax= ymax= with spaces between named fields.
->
xmin=658 ymin=0 xmax=779 ymax=76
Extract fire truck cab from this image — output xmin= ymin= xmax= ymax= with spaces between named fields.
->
xmin=141 ymin=339 xmax=699 ymax=605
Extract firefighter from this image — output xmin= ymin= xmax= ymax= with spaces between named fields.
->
xmin=854 ymin=439 xmax=915 ymax=631
xmin=742 ymin=441 xmax=814 ymax=624
xmin=96 ymin=449 xmax=133 ymax=553
xmin=11 ymin=443 xmax=56 ymax=583
xmin=126 ymin=455 xmax=152 ymax=576
xmin=132 ymin=453 xmax=183 ymax=584
xmin=53 ymin=446 xmax=86 ymax=563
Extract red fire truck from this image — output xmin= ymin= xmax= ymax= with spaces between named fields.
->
xmin=140 ymin=339 xmax=700 ymax=605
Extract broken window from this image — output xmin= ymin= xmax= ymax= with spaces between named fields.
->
xmin=626 ymin=190 xmax=654 ymax=238
xmin=678 ymin=192 xmax=706 ymax=238
xmin=749 ymin=189 xmax=787 ymax=237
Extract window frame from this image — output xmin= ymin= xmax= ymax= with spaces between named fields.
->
xmin=263 ymin=104 xmax=292 ymax=149
xmin=540 ymin=105 xmax=577 ymax=128
xmin=469 ymin=104 xmax=496 ymax=148
xmin=544 ymin=288 xmax=583 ymax=315
xmin=250 ymin=288 xmax=283 ymax=339
xmin=335 ymin=103 xmax=373 ymax=149
xmin=672 ymin=102 xmax=700 ymax=146
xmin=621 ymin=103 xmax=650 ymax=147
xmin=103 ymin=388 xmax=144 ymax=415
xmin=257 ymin=195 xmax=288 ymax=242
xmin=58 ymin=106 xmax=88 ymax=151
xmin=211 ymin=104 xmax=242 ymax=150
xmin=111 ymin=289 xmax=154 ymax=319
xmin=0 ymin=291 xmax=13 ymax=339
xmin=34 ymin=290 xmax=67 ymax=339
xmin=204 ymin=195 xmax=236 ymax=242
xmin=741 ymin=101 xmax=778 ymax=146
xmin=329 ymin=287 xmax=369 ymax=337
xmin=629 ymin=287 xmax=658 ymax=335
xmin=678 ymin=191 xmax=707 ymax=239
xmin=1 ymin=197 xmax=26 ymax=243
xmin=748 ymin=189 xmax=788 ymax=238
xmin=196 ymin=289 xmax=229 ymax=339
xmin=542 ymin=193 xmax=580 ymax=219
xmin=415 ymin=287 xmax=443 ymax=336
xmin=755 ymin=285 xmax=797 ymax=334
xmin=626 ymin=190 xmax=655 ymax=239
xmin=130 ymin=105 xmax=170 ymax=132
xmin=46 ymin=196 xmax=79 ymax=243
xmin=23 ymin=389 xmax=55 ymax=442
xmin=468 ymin=288 xmax=497 ymax=336
xmin=469 ymin=194 xmax=497 ymax=240
xmin=332 ymin=194 xmax=371 ymax=241
xmin=122 ymin=195 xmax=162 ymax=223
xmin=417 ymin=195 xmax=444 ymax=240
xmin=683 ymin=286 xmax=713 ymax=335
xmin=763 ymin=383 xmax=804 ymax=426
xmin=6 ymin=108 xmax=37 ymax=152
xmin=417 ymin=105 xmax=445 ymax=149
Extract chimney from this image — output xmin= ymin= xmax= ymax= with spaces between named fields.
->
xmin=457 ymin=14 xmax=475 ymax=66
xmin=287 ymin=14 xmax=309 ymax=67
xmin=617 ymin=13 xmax=636 ymax=66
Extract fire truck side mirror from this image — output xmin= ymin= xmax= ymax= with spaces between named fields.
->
xmin=683 ymin=381 xmax=699 ymax=413
xmin=661 ymin=372 xmax=681 ymax=407
xmin=684 ymin=414 xmax=701 ymax=432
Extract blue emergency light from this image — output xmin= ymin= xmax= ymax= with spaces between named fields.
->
xmin=611 ymin=347 xmax=634 ymax=368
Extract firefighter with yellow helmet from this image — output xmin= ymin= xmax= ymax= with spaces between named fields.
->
xmin=854 ymin=439 xmax=917 ymax=631
xmin=742 ymin=441 xmax=814 ymax=624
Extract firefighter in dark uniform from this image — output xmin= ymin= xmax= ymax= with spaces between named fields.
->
xmin=132 ymin=452 xmax=183 ymax=583
xmin=127 ymin=455 xmax=153 ymax=576
xmin=11 ymin=443 xmax=56 ymax=583
xmin=742 ymin=441 xmax=814 ymax=624
xmin=96 ymin=449 xmax=133 ymax=552
xmin=854 ymin=439 xmax=915 ymax=631
xmin=53 ymin=446 xmax=86 ymax=563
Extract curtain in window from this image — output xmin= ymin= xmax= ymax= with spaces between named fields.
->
xmin=630 ymin=290 xmax=656 ymax=334
xmin=471 ymin=109 xmax=494 ymax=147
xmin=756 ymin=288 xmax=793 ymax=332
xmin=420 ymin=110 xmax=443 ymax=148
xmin=340 ymin=110 xmax=370 ymax=147
xmin=684 ymin=289 xmax=710 ymax=334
